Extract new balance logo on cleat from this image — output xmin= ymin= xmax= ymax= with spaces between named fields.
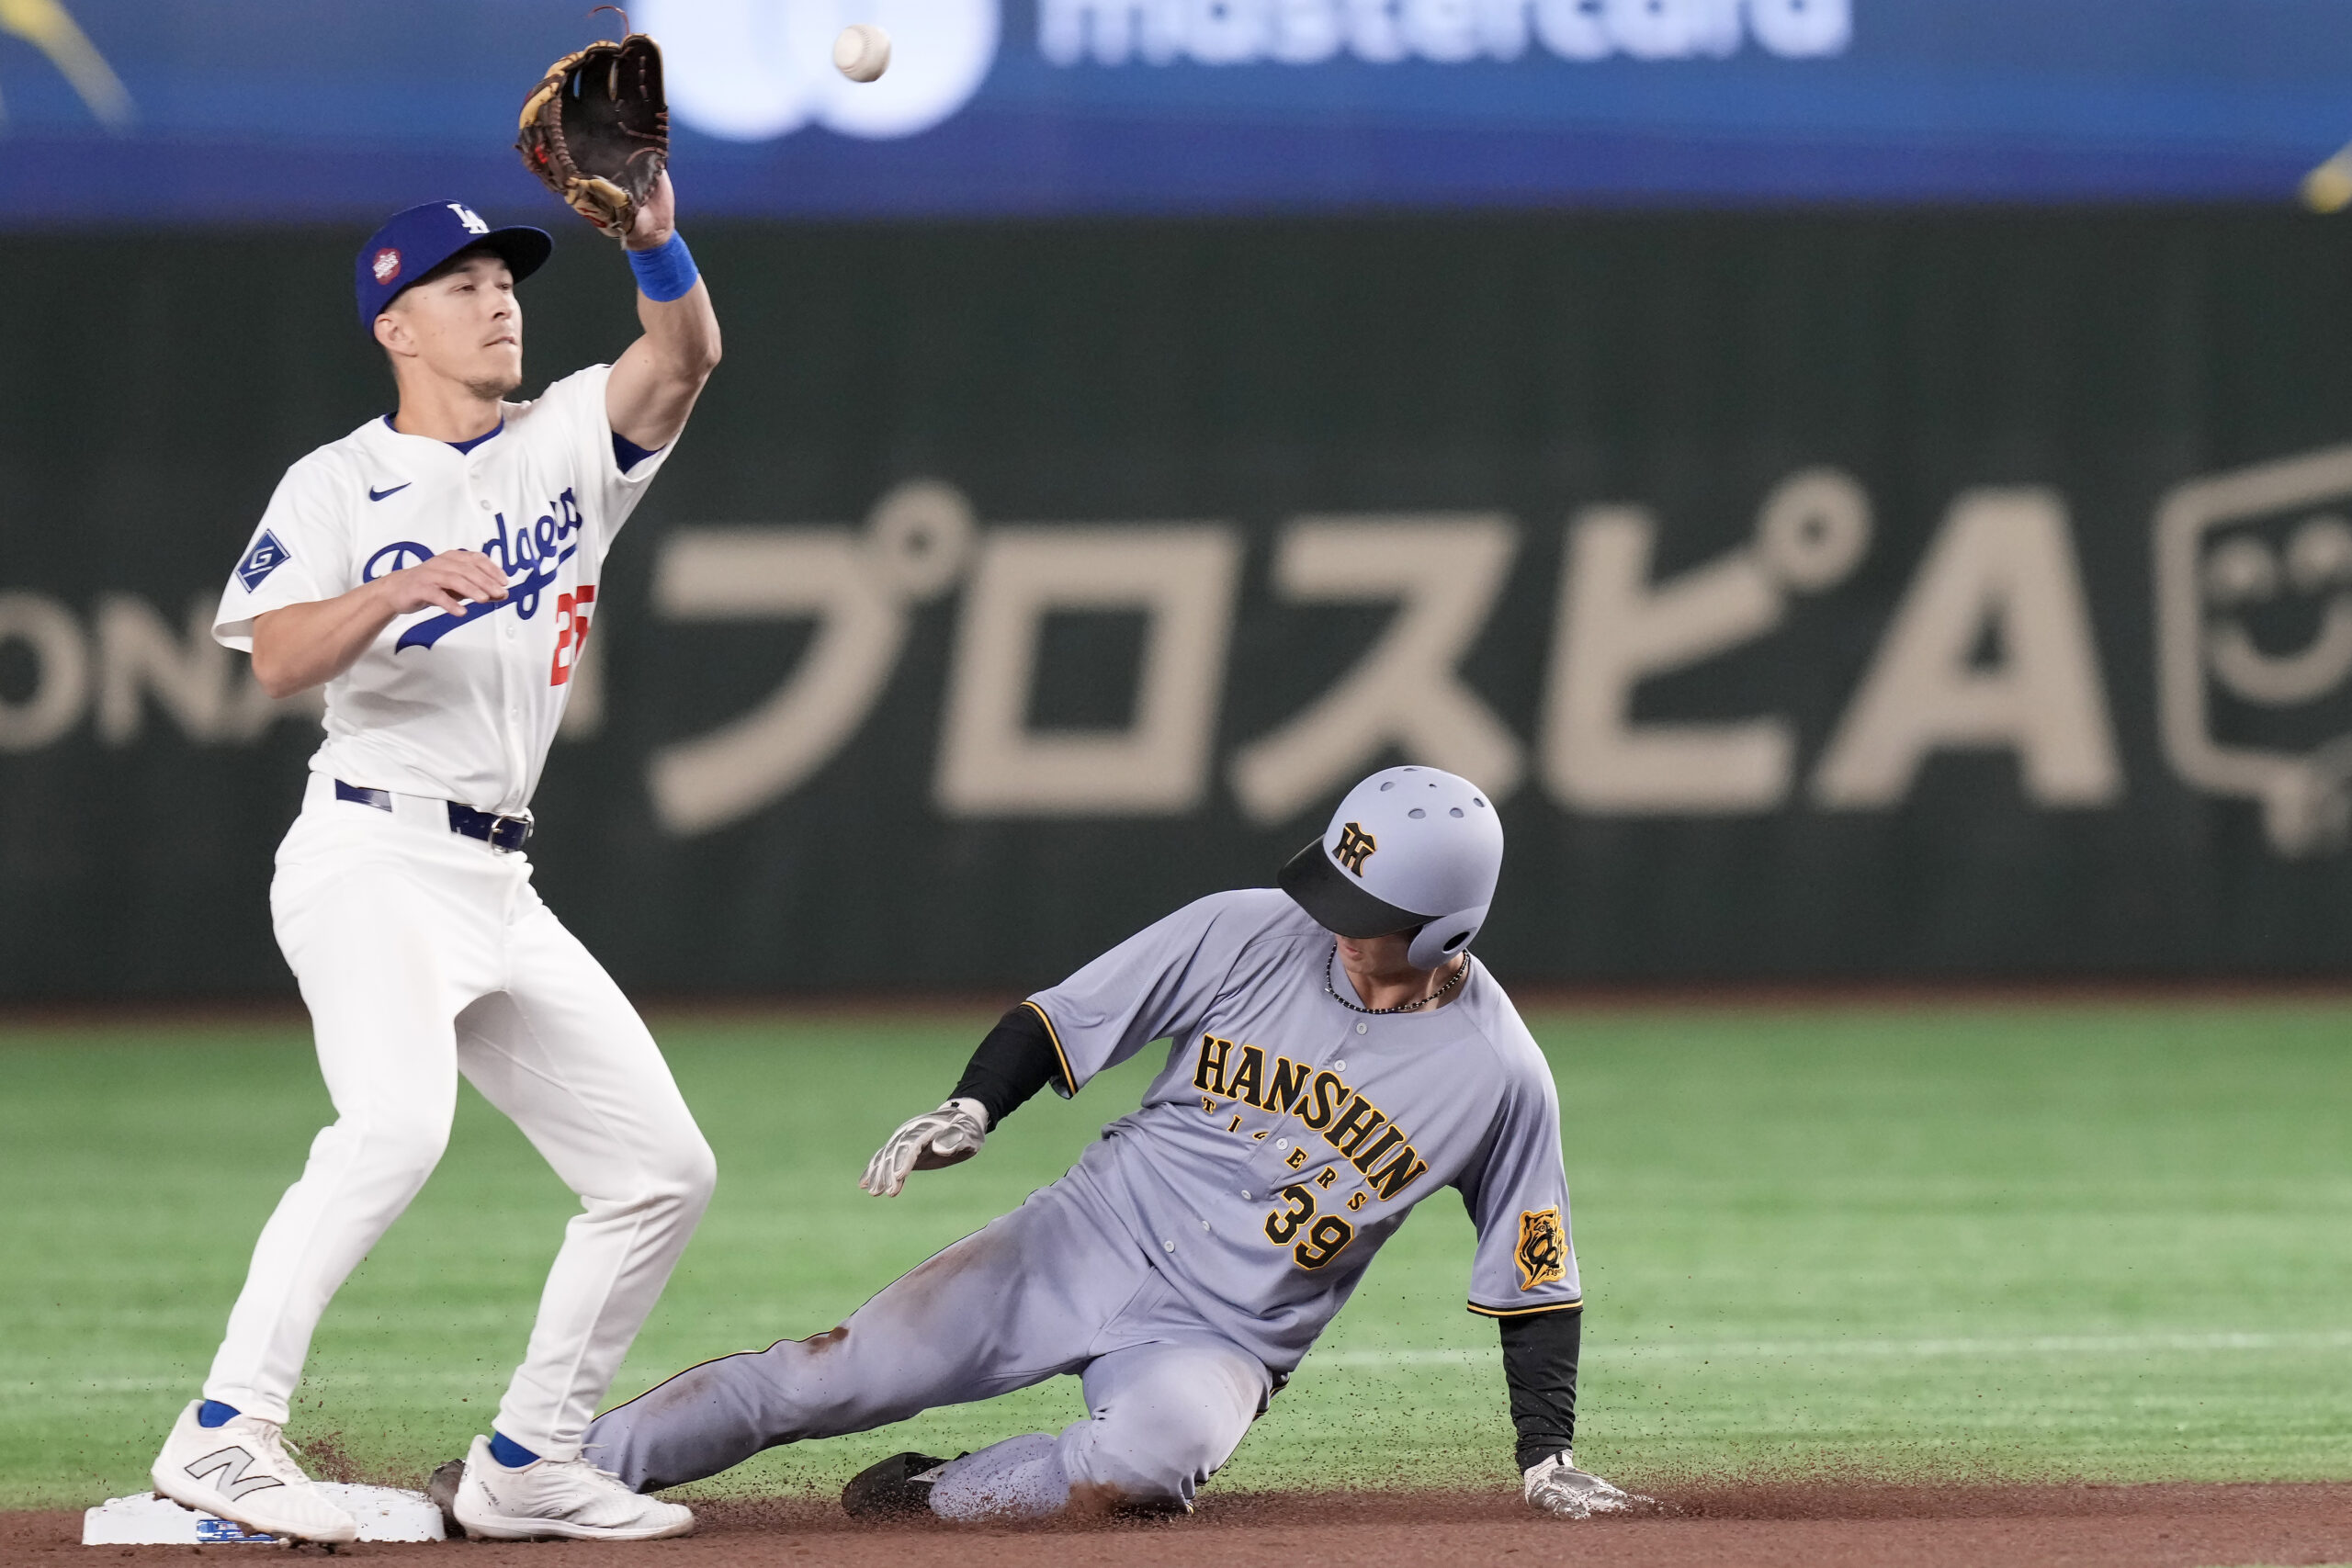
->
xmin=184 ymin=1445 xmax=286 ymax=1499
xmin=150 ymin=1400 xmax=358 ymax=1543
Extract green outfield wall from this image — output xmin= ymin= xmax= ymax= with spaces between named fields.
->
xmin=6 ymin=209 xmax=2352 ymax=997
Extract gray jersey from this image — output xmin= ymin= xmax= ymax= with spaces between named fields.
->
xmin=1032 ymin=888 xmax=1579 ymax=1373
xmin=582 ymin=886 xmax=1581 ymax=1501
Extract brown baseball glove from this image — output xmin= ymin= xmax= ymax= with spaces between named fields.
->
xmin=516 ymin=30 xmax=668 ymax=240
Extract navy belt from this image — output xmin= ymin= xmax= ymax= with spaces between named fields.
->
xmin=334 ymin=780 xmax=532 ymax=852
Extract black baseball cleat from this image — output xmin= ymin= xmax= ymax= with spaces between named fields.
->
xmin=425 ymin=1456 xmax=467 ymax=1540
xmin=841 ymin=1451 xmax=956 ymax=1519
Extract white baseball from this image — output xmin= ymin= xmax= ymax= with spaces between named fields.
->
xmin=832 ymin=24 xmax=891 ymax=83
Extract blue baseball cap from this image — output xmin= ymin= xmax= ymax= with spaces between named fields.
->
xmin=355 ymin=200 xmax=553 ymax=333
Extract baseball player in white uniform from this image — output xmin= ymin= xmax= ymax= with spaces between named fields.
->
xmin=149 ymin=179 xmax=721 ymax=1543
xmin=580 ymin=767 xmax=1642 ymax=1524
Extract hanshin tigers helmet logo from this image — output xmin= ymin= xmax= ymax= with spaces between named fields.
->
xmin=1332 ymin=820 xmax=1377 ymax=875
xmin=1514 ymin=1206 xmax=1566 ymax=1291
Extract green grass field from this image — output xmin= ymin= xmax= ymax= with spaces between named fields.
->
xmin=4 ymin=1002 xmax=2349 ymax=1510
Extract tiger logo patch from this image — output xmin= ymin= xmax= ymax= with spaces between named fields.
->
xmin=1514 ymin=1207 xmax=1567 ymax=1291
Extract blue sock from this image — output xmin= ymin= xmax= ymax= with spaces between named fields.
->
xmin=196 ymin=1400 xmax=240 ymax=1429
xmin=489 ymin=1431 xmax=541 ymax=1469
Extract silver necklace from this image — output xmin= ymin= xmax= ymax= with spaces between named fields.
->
xmin=1325 ymin=942 xmax=1467 ymax=1015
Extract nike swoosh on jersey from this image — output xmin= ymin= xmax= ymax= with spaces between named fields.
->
xmin=368 ymin=482 xmax=413 ymax=502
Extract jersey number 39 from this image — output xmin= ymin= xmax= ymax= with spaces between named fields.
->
xmin=1265 ymin=1183 xmax=1354 ymax=1269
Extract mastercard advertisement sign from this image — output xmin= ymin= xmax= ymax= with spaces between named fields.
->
xmin=3 ymin=0 xmax=2350 ymax=220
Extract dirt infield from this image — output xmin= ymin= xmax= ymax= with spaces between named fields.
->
xmin=10 ymin=1482 xmax=2352 ymax=1566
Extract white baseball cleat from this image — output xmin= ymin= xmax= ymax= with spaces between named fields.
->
xmin=149 ymin=1400 xmax=359 ymax=1544
xmin=450 ymin=1434 xmax=695 ymax=1540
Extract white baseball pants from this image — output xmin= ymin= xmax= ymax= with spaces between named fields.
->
xmin=201 ymin=773 xmax=716 ymax=1459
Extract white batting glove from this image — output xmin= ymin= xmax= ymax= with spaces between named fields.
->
xmin=1522 ymin=1451 xmax=1646 ymax=1518
xmin=860 ymin=1099 xmax=989 ymax=1197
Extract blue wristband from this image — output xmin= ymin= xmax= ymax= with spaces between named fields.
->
xmin=627 ymin=231 xmax=698 ymax=303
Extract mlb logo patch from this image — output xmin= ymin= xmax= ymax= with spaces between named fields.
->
xmin=194 ymin=1517 xmax=273 ymax=1542
xmin=237 ymin=530 xmax=292 ymax=592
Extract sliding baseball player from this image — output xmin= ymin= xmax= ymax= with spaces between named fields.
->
xmin=581 ymin=767 xmax=1638 ymax=1522
xmin=148 ymin=130 xmax=722 ymax=1544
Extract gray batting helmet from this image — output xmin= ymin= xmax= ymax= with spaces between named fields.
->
xmin=1277 ymin=765 xmax=1504 ymax=970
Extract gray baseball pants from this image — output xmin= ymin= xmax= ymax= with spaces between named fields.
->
xmin=582 ymin=1172 xmax=1272 ymax=1517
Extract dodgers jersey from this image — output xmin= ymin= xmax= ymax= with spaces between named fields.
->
xmin=213 ymin=365 xmax=665 ymax=816
xmin=1030 ymin=888 xmax=1579 ymax=1373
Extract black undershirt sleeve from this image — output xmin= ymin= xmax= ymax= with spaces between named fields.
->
xmin=1498 ymin=1306 xmax=1580 ymax=1472
xmin=949 ymin=1004 xmax=1069 ymax=1130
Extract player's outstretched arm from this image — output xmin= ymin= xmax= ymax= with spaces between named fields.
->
xmin=249 ymin=551 xmax=511 ymax=698
xmin=858 ymin=1004 xmax=1073 ymax=1197
xmin=859 ymin=1099 xmax=989 ymax=1198
xmin=605 ymin=172 xmax=721 ymax=453
xmin=1501 ymin=1309 xmax=1653 ymax=1517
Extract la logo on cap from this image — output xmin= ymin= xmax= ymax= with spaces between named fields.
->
xmin=372 ymin=247 xmax=402 ymax=284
